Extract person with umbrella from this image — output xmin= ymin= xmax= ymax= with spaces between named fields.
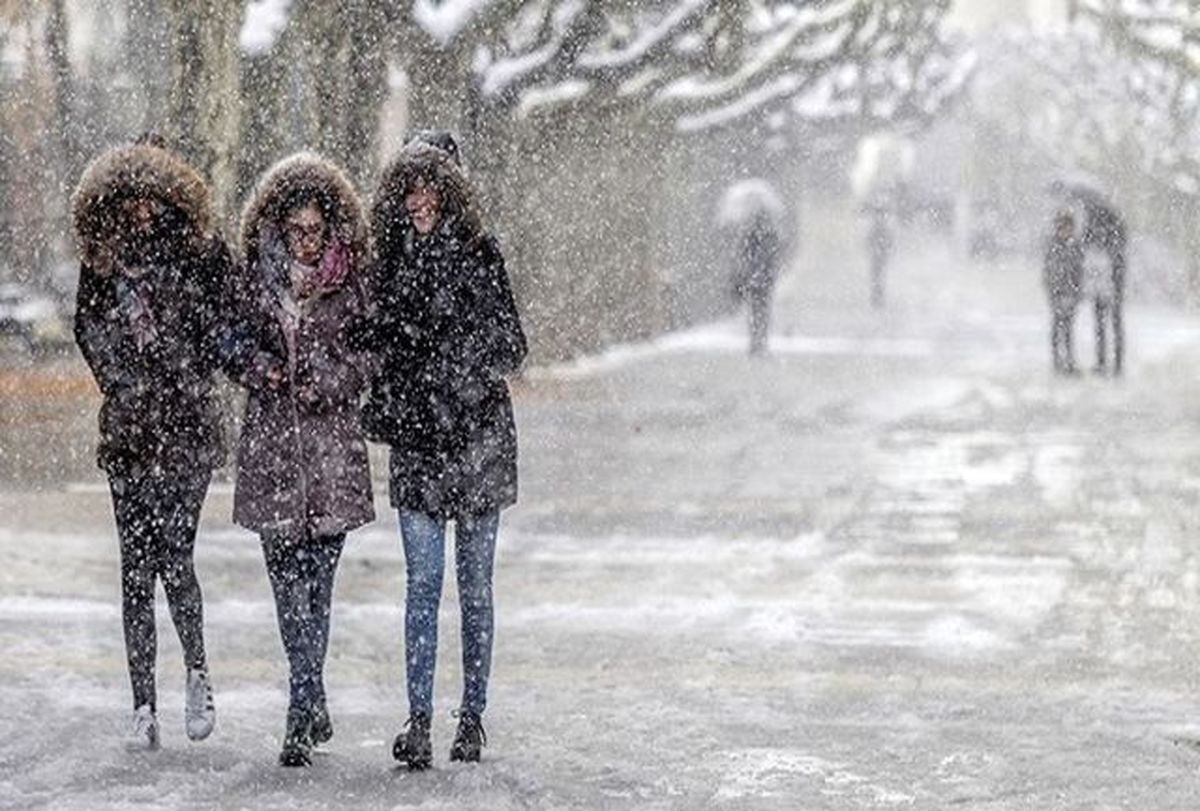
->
xmin=718 ymin=179 xmax=787 ymax=356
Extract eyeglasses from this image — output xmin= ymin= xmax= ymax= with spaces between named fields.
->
xmin=284 ymin=222 xmax=327 ymax=243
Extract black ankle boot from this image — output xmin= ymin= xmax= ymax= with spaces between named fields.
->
xmin=310 ymin=698 xmax=333 ymax=745
xmin=392 ymin=713 xmax=432 ymax=770
xmin=449 ymin=711 xmax=486 ymax=763
xmin=279 ymin=708 xmax=312 ymax=767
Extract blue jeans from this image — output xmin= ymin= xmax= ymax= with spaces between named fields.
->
xmin=400 ymin=509 xmax=499 ymax=717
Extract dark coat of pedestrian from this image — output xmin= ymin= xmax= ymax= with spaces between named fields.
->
xmin=361 ymin=142 xmax=527 ymax=520
xmin=223 ymin=151 xmax=374 ymax=767
xmin=73 ymin=146 xmax=229 ymax=479
xmin=357 ymin=139 xmax=526 ymax=769
xmin=732 ymin=211 xmax=782 ymax=355
xmin=867 ymin=209 xmax=893 ymax=310
xmin=1043 ymin=210 xmax=1084 ymax=375
xmin=71 ymin=140 xmax=227 ymax=749
xmin=1080 ymin=202 xmax=1127 ymax=375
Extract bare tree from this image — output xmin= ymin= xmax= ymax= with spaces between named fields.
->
xmin=164 ymin=0 xmax=242 ymax=224
xmin=43 ymin=0 xmax=82 ymax=190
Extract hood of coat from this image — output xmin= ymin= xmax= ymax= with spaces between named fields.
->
xmin=371 ymin=142 xmax=483 ymax=263
xmin=71 ymin=144 xmax=213 ymax=276
xmin=240 ymin=152 xmax=368 ymax=278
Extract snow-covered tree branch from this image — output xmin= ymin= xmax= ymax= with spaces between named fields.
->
xmin=396 ymin=0 xmax=972 ymax=139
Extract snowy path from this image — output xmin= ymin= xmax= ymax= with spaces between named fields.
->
xmin=6 ymin=227 xmax=1200 ymax=808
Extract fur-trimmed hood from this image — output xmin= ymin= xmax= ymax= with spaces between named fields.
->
xmin=240 ymin=152 xmax=368 ymax=271
xmin=71 ymin=144 xmax=213 ymax=275
xmin=371 ymin=142 xmax=483 ymax=261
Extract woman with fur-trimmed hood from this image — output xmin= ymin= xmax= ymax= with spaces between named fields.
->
xmin=356 ymin=139 xmax=526 ymax=769
xmin=71 ymin=138 xmax=230 ymax=750
xmin=224 ymin=153 xmax=374 ymax=767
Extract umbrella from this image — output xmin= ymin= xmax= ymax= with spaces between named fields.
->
xmin=1047 ymin=172 xmax=1126 ymax=253
xmin=716 ymin=179 xmax=786 ymax=228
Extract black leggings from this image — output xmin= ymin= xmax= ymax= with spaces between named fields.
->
xmin=110 ymin=471 xmax=211 ymax=711
xmin=1050 ymin=309 xmax=1076 ymax=373
xmin=262 ymin=527 xmax=345 ymax=714
xmin=748 ymin=289 xmax=771 ymax=355
xmin=1093 ymin=297 xmax=1124 ymax=374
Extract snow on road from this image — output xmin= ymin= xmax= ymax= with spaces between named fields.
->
xmin=6 ymin=229 xmax=1200 ymax=808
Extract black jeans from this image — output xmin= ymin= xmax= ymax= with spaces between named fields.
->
xmin=1093 ymin=297 xmax=1124 ymax=374
xmin=262 ymin=527 xmax=345 ymax=714
xmin=870 ymin=254 xmax=887 ymax=309
xmin=109 ymin=469 xmax=211 ymax=711
xmin=748 ymin=289 xmax=771 ymax=355
xmin=1051 ymin=309 xmax=1076 ymax=374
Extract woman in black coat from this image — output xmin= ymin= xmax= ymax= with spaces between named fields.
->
xmin=71 ymin=140 xmax=229 ymax=749
xmin=357 ymin=140 xmax=526 ymax=768
xmin=1043 ymin=209 xmax=1084 ymax=375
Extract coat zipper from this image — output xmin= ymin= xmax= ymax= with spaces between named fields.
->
xmin=285 ymin=312 xmax=309 ymax=532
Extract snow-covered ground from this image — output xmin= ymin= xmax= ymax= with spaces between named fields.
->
xmin=6 ymin=220 xmax=1200 ymax=809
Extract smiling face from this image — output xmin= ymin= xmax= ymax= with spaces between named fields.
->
xmin=283 ymin=203 xmax=327 ymax=266
xmin=404 ymin=180 xmax=442 ymax=236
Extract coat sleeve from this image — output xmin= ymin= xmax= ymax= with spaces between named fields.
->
xmin=1041 ymin=241 xmax=1055 ymax=291
xmin=461 ymin=238 xmax=527 ymax=377
xmin=191 ymin=237 xmax=236 ymax=376
xmin=348 ymin=262 xmax=427 ymax=360
xmin=216 ymin=260 xmax=284 ymax=391
xmin=73 ymin=266 xmax=132 ymax=396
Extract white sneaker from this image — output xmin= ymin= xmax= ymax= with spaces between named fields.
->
xmin=185 ymin=667 xmax=216 ymax=741
xmin=127 ymin=704 xmax=160 ymax=751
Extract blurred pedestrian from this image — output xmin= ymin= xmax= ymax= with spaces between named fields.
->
xmin=1043 ymin=209 xmax=1084 ymax=375
xmin=355 ymin=141 xmax=527 ymax=769
xmin=1081 ymin=204 xmax=1127 ymax=375
xmin=867 ymin=206 xmax=893 ymax=309
xmin=732 ymin=210 xmax=782 ymax=355
xmin=71 ymin=138 xmax=229 ymax=750
xmin=223 ymin=153 xmax=374 ymax=767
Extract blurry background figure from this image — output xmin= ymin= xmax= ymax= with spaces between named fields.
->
xmin=1081 ymin=241 xmax=1116 ymax=374
xmin=717 ymin=179 xmax=786 ymax=356
xmin=1043 ymin=208 xmax=1084 ymax=376
xmin=1081 ymin=202 xmax=1126 ymax=376
xmin=1048 ymin=178 xmax=1128 ymax=376
xmin=967 ymin=200 xmax=1003 ymax=261
xmin=865 ymin=202 xmax=894 ymax=310
xmin=851 ymin=134 xmax=912 ymax=312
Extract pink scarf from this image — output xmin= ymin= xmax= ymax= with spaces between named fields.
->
xmin=308 ymin=239 xmax=350 ymax=294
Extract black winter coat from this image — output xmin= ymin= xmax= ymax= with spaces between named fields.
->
xmin=1043 ymin=233 xmax=1084 ymax=316
xmin=74 ymin=235 xmax=231 ymax=478
xmin=733 ymin=215 xmax=782 ymax=300
xmin=359 ymin=232 xmax=527 ymax=519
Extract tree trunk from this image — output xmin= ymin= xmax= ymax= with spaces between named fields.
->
xmin=164 ymin=0 xmax=242 ymax=228
xmin=44 ymin=0 xmax=82 ymax=191
xmin=125 ymin=0 xmax=172 ymax=138
xmin=341 ymin=0 xmax=389 ymax=187
xmin=274 ymin=0 xmax=388 ymax=186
